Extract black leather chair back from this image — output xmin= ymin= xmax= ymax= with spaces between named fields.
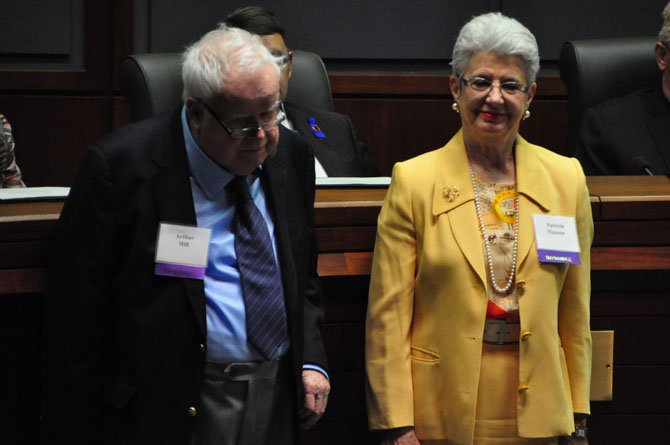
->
xmin=559 ymin=36 xmax=660 ymax=153
xmin=119 ymin=49 xmax=333 ymax=122
xmin=286 ymin=50 xmax=333 ymax=112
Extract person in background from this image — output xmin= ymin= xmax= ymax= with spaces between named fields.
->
xmin=43 ymin=25 xmax=329 ymax=445
xmin=1 ymin=113 xmax=26 ymax=187
xmin=365 ymin=12 xmax=593 ymax=445
xmin=225 ymin=5 xmax=380 ymax=177
xmin=575 ymin=1 xmax=670 ymax=175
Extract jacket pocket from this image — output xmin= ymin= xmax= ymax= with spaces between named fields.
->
xmin=410 ymin=346 xmax=441 ymax=364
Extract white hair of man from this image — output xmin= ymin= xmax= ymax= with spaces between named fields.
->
xmin=660 ymin=2 xmax=670 ymax=45
xmin=181 ymin=25 xmax=279 ymax=101
xmin=451 ymin=12 xmax=540 ymax=85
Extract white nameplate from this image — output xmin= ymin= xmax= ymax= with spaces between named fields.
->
xmin=532 ymin=214 xmax=581 ymax=264
xmin=155 ymin=223 xmax=211 ymax=279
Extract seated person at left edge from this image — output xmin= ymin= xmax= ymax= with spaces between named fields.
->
xmin=1 ymin=113 xmax=26 ymax=188
xmin=225 ymin=5 xmax=380 ymax=177
xmin=43 ymin=25 xmax=329 ymax=445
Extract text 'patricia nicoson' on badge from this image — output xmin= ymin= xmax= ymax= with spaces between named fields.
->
xmin=532 ymin=214 xmax=581 ymax=264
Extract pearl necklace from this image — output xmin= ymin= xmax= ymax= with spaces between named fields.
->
xmin=469 ymin=166 xmax=519 ymax=294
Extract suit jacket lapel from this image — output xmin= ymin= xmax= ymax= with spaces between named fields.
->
xmin=643 ymin=87 xmax=670 ymax=173
xmin=432 ymin=131 xmax=487 ymax=285
xmin=284 ymin=103 xmax=341 ymax=176
xmin=149 ymin=110 xmax=206 ymax=337
xmin=430 ymin=132 xmax=553 ymax=286
xmin=515 ymin=135 xmax=552 ymax=269
xmin=261 ymin=142 xmax=297 ymax=312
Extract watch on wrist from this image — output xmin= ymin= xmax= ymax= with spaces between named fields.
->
xmin=572 ymin=424 xmax=588 ymax=439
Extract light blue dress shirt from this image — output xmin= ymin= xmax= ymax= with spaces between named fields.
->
xmin=181 ymin=107 xmax=286 ymax=362
xmin=180 ymin=108 xmax=327 ymax=377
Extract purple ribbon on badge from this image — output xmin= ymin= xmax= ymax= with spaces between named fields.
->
xmin=155 ymin=262 xmax=206 ymax=279
xmin=537 ymin=250 xmax=581 ymax=264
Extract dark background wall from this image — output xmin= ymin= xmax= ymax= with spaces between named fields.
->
xmin=133 ymin=0 xmax=665 ymax=62
xmin=0 ymin=0 xmax=666 ymax=184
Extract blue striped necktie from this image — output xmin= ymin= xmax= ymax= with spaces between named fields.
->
xmin=229 ymin=175 xmax=288 ymax=359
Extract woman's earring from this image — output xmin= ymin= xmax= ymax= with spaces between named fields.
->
xmin=523 ymin=109 xmax=531 ymax=120
xmin=452 ymin=102 xmax=460 ymax=113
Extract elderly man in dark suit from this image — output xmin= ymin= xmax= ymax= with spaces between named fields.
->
xmin=43 ymin=25 xmax=329 ymax=445
xmin=225 ymin=6 xmax=380 ymax=178
xmin=575 ymin=2 xmax=670 ymax=175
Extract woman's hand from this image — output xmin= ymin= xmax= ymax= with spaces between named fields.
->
xmin=380 ymin=427 xmax=420 ymax=445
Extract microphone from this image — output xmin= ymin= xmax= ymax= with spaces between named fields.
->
xmin=631 ymin=156 xmax=654 ymax=176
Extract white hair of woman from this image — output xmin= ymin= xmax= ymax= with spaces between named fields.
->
xmin=451 ymin=12 xmax=540 ymax=84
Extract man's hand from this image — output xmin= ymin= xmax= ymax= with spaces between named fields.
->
xmin=380 ymin=427 xmax=420 ymax=445
xmin=300 ymin=369 xmax=330 ymax=429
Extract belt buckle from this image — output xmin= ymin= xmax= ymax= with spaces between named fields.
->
xmin=489 ymin=319 xmax=506 ymax=345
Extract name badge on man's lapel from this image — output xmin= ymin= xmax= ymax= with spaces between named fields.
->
xmin=155 ymin=223 xmax=211 ymax=279
xmin=532 ymin=215 xmax=581 ymax=264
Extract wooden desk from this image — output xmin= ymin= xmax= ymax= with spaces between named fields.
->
xmin=2 ymin=176 xmax=669 ymax=290
xmin=1 ymin=176 xmax=669 ymax=444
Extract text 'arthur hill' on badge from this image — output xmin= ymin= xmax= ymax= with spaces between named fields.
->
xmin=532 ymin=214 xmax=581 ymax=264
xmin=155 ymin=222 xmax=211 ymax=279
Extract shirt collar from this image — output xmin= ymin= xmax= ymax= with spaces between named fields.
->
xmin=181 ymin=105 xmax=234 ymax=199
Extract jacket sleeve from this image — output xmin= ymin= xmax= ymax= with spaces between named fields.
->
xmin=365 ymin=162 xmax=416 ymax=430
xmin=300 ymin=135 xmax=329 ymax=373
xmin=43 ymin=145 xmax=118 ymax=443
xmin=557 ymin=158 xmax=594 ymax=415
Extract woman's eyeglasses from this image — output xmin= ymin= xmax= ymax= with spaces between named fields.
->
xmin=461 ymin=76 xmax=529 ymax=95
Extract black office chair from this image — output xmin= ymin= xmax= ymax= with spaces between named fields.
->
xmin=559 ymin=36 xmax=660 ymax=154
xmin=119 ymin=49 xmax=333 ymax=122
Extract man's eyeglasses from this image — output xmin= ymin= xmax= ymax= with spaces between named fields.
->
xmin=461 ymin=76 xmax=529 ymax=95
xmin=196 ymin=98 xmax=285 ymax=139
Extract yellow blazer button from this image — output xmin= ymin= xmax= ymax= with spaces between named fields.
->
xmin=516 ymin=281 xmax=525 ymax=296
xmin=518 ymin=383 xmax=530 ymax=392
xmin=198 ymin=343 xmax=206 ymax=353
xmin=187 ymin=407 xmax=197 ymax=417
xmin=521 ymin=331 xmax=532 ymax=341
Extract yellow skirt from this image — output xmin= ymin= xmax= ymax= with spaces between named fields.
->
xmin=422 ymin=343 xmax=557 ymax=445
xmin=472 ymin=342 xmax=557 ymax=445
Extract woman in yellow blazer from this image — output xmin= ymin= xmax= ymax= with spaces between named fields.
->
xmin=365 ymin=12 xmax=593 ymax=445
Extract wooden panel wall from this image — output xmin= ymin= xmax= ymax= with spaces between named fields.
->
xmin=0 ymin=0 xmax=132 ymax=187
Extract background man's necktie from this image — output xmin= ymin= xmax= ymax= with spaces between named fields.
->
xmin=229 ymin=175 xmax=288 ymax=359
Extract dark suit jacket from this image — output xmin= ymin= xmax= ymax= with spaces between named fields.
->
xmin=285 ymin=102 xmax=380 ymax=177
xmin=575 ymin=86 xmax=670 ymax=175
xmin=43 ymin=110 xmax=327 ymax=445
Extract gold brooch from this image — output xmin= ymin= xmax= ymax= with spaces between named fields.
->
xmin=442 ymin=186 xmax=460 ymax=202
